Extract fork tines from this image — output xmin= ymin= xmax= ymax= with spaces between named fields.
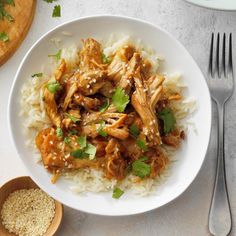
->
xmin=209 ymin=33 xmax=233 ymax=78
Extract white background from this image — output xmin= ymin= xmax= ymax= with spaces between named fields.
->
xmin=1 ymin=0 xmax=236 ymax=235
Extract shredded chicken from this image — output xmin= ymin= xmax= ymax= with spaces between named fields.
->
xmin=36 ymin=38 xmax=185 ymax=182
xmin=131 ymin=67 xmax=162 ymax=145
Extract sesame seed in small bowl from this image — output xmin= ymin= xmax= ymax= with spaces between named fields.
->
xmin=0 ymin=176 xmax=63 ymax=236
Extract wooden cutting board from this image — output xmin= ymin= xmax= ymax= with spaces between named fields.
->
xmin=0 ymin=0 xmax=36 ymax=66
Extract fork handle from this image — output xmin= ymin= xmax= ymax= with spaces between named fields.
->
xmin=209 ymin=103 xmax=232 ymax=236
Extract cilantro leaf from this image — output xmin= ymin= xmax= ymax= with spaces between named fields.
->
xmin=48 ymin=49 xmax=62 ymax=62
xmin=43 ymin=0 xmax=57 ymax=2
xmin=46 ymin=81 xmax=61 ymax=93
xmin=132 ymin=157 xmax=151 ymax=178
xmin=101 ymin=53 xmax=110 ymax=64
xmin=112 ymin=187 xmax=124 ymax=199
xmin=77 ymin=136 xmax=87 ymax=149
xmin=56 ymin=127 xmax=63 ymax=137
xmin=31 ymin=73 xmax=43 ymax=78
xmin=69 ymin=129 xmax=78 ymax=135
xmin=0 ymin=32 xmax=9 ymax=42
xmin=5 ymin=0 xmax=15 ymax=5
xmin=136 ymin=139 xmax=148 ymax=151
xmin=1 ymin=8 xmax=13 ymax=21
xmin=52 ymin=5 xmax=61 ymax=17
xmin=129 ymin=124 xmax=140 ymax=138
xmin=64 ymin=137 xmax=71 ymax=145
xmin=66 ymin=113 xmax=80 ymax=123
xmin=84 ymin=143 xmax=96 ymax=160
xmin=112 ymin=87 xmax=130 ymax=112
xmin=97 ymin=121 xmax=107 ymax=137
xmin=70 ymin=149 xmax=87 ymax=159
xmin=139 ymin=156 xmax=148 ymax=162
xmin=99 ymin=99 xmax=109 ymax=113
xmin=0 ymin=2 xmax=14 ymax=22
xmin=158 ymin=108 xmax=176 ymax=134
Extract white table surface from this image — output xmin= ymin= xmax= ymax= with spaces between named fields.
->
xmin=1 ymin=0 xmax=236 ymax=235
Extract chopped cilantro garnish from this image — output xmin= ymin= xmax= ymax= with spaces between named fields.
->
xmin=132 ymin=156 xmax=151 ymax=178
xmin=56 ymin=127 xmax=63 ymax=137
xmin=84 ymin=143 xmax=96 ymax=160
xmin=77 ymin=136 xmax=87 ymax=149
xmin=5 ymin=0 xmax=15 ymax=6
xmin=101 ymin=53 xmax=110 ymax=64
xmin=48 ymin=49 xmax=62 ymax=62
xmin=70 ymin=149 xmax=87 ymax=159
xmin=129 ymin=124 xmax=140 ymax=138
xmin=31 ymin=73 xmax=43 ymax=78
xmin=69 ymin=129 xmax=78 ymax=135
xmin=97 ymin=121 xmax=107 ymax=137
xmin=0 ymin=1 xmax=14 ymax=22
xmin=46 ymin=81 xmax=61 ymax=93
xmin=136 ymin=139 xmax=148 ymax=151
xmin=66 ymin=113 xmax=80 ymax=123
xmin=71 ymin=136 xmax=96 ymax=160
xmin=64 ymin=137 xmax=71 ymax=145
xmin=52 ymin=5 xmax=61 ymax=17
xmin=112 ymin=187 xmax=124 ymax=199
xmin=43 ymin=0 xmax=57 ymax=2
xmin=99 ymin=99 xmax=109 ymax=113
xmin=0 ymin=32 xmax=9 ymax=42
xmin=158 ymin=108 xmax=176 ymax=134
xmin=112 ymin=87 xmax=130 ymax=112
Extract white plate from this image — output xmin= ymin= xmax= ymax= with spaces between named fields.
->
xmin=8 ymin=16 xmax=211 ymax=216
xmin=185 ymin=0 xmax=236 ymax=10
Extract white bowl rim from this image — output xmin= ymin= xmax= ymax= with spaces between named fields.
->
xmin=8 ymin=15 xmax=212 ymax=216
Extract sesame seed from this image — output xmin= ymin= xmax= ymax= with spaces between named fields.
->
xmin=49 ymin=141 xmax=53 ymax=145
xmin=90 ymin=89 xmax=93 ymax=93
xmin=65 ymin=161 xmax=68 ymax=166
xmin=86 ymin=84 xmax=90 ymax=88
xmin=1 ymin=189 xmax=55 ymax=236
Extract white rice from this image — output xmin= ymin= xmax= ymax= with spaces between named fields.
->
xmin=20 ymin=35 xmax=196 ymax=196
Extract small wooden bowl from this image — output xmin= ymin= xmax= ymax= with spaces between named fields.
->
xmin=0 ymin=176 xmax=63 ymax=236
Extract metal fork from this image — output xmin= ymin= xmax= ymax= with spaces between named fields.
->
xmin=208 ymin=33 xmax=233 ymax=236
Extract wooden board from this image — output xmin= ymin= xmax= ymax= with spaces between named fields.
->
xmin=0 ymin=0 xmax=36 ymax=66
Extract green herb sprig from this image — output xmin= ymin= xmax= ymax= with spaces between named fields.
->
xmin=132 ymin=156 xmax=151 ymax=178
xmin=0 ymin=0 xmax=15 ymax=22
